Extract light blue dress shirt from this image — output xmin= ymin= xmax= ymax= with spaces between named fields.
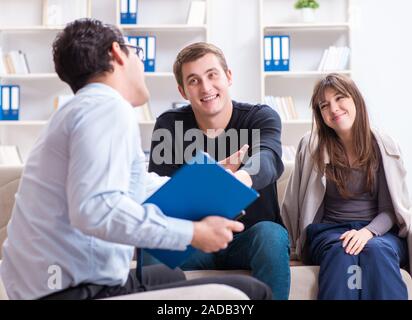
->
xmin=0 ymin=83 xmax=193 ymax=300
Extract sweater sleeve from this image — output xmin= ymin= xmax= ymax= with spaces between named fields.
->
xmin=241 ymin=105 xmax=284 ymax=190
xmin=365 ymin=164 xmax=396 ymax=236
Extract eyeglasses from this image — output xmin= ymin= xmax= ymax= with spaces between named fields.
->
xmin=121 ymin=44 xmax=145 ymax=61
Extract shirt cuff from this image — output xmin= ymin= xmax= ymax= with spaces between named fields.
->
xmin=165 ymin=217 xmax=194 ymax=251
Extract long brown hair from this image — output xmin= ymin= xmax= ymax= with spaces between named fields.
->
xmin=310 ymin=73 xmax=379 ymax=198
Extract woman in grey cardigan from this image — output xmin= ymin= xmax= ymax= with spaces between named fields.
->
xmin=282 ymin=73 xmax=411 ymax=300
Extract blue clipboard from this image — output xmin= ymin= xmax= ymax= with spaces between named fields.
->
xmin=144 ymin=151 xmax=259 ymax=268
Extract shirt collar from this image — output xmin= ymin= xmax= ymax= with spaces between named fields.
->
xmin=77 ymin=82 xmax=127 ymax=102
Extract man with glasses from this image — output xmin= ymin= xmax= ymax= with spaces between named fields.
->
xmin=0 ymin=19 xmax=271 ymax=300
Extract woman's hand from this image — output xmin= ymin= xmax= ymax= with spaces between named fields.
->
xmin=340 ymin=228 xmax=374 ymax=255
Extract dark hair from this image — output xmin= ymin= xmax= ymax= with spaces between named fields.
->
xmin=310 ymin=73 xmax=378 ymax=198
xmin=173 ymin=42 xmax=229 ymax=88
xmin=52 ymin=18 xmax=128 ymax=93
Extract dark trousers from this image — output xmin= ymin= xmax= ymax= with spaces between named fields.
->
xmin=306 ymin=221 xmax=408 ymax=300
xmin=40 ymin=264 xmax=272 ymax=300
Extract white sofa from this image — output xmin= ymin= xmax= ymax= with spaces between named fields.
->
xmin=1 ymin=165 xmax=412 ymax=300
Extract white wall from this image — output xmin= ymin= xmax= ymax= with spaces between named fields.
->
xmin=351 ymin=0 xmax=412 ymax=193
xmin=13 ymin=0 xmax=407 ymax=192
xmin=207 ymin=0 xmax=412 ymax=194
xmin=208 ymin=0 xmax=261 ymax=104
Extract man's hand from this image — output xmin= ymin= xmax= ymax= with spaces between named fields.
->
xmin=219 ymin=144 xmax=249 ymax=173
xmin=233 ymin=170 xmax=253 ymax=187
xmin=340 ymin=228 xmax=374 ymax=255
xmin=191 ymin=216 xmax=244 ymax=253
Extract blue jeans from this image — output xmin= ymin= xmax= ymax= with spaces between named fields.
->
xmin=180 ymin=221 xmax=291 ymax=300
xmin=306 ymin=221 xmax=408 ymax=300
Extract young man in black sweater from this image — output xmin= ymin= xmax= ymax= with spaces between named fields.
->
xmin=149 ymin=42 xmax=290 ymax=299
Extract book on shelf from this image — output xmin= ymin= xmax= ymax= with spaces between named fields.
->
xmin=0 ymin=145 xmax=23 ymax=165
xmin=53 ymin=94 xmax=74 ymax=110
xmin=264 ymin=95 xmax=299 ymax=121
xmin=186 ymin=1 xmax=206 ymax=25
xmin=134 ymin=103 xmax=153 ymax=122
xmin=42 ymin=0 xmax=89 ymax=26
xmin=282 ymin=145 xmax=297 ymax=163
xmin=318 ymin=46 xmax=350 ymax=71
xmin=0 ymin=48 xmax=7 ymax=75
xmin=1 ymin=50 xmax=30 ymax=75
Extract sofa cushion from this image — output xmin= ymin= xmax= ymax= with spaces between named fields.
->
xmin=184 ymin=266 xmax=412 ymax=300
xmin=0 ymin=261 xmax=8 ymax=300
xmin=0 ymin=166 xmax=23 ymax=259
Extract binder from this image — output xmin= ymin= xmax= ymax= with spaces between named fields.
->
xmin=120 ymin=0 xmax=128 ymax=24
xmin=10 ymin=85 xmax=19 ymax=120
xmin=280 ymin=36 xmax=290 ymax=71
xmin=128 ymin=0 xmax=137 ymax=24
xmin=272 ymin=36 xmax=281 ymax=70
xmin=264 ymin=36 xmax=272 ymax=72
xmin=0 ymin=85 xmax=2 ymax=121
xmin=145 ymin=36 xmax=156 ymax=72
xmin=144 ymin=151 xmax=259 ymax=268
xmin=128 ymin=36 xmax=138 ymax=47
xmin=137 ymin=36 xmax=147 ymax=67
xmin=1 ymin=86 xmax=10 ymax=120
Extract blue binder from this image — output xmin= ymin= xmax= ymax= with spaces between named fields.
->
xmin=145 ymin=36 xmax=156 ymax=72
xmin=0 ymin=85 xmax=2 ymax=121
xmin=264 ymin=36 xmax=272 ymax=72
xmin=128 ymin=0 xmax=137 ymax=24
xmin=10 ymin=85 xmax=19 ymax=121
xmin=144 ymin=151 xmax=259 ymax=268
xmin=1 ymin=86 xmax=10 ymax=120
xmin=272 ymin=36 xmax=281 ymax=71
xmin=280 ymin=35 xmax=290 ymax=71
xmin=120 ymin=0 xmax=128 ymax=24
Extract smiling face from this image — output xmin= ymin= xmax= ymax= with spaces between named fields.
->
xmin=318 ymin=87 xmax=357 ymax=138
xmin=178 ymin=53 xmax=233 ymax=119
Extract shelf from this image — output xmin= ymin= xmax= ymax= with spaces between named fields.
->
xmin=144 ymin=72 xmax=174 ymax=78
xmin=264 ymin=70 xmax=352 ymax=78
xmin=282 ymin=119 xmax=312 ymax=125
xmin=264 ymin=23 xmax=350 ymax=32
xmin=0 ymin=121 xmax=47 ymax=126
xmin=0 ymin=26 xmax=64 ymax=32
xmin=120 ymin=24 xmax=208 ymax=32
xmin=0 ymin=73 xmax=59 ymax=80
xmin=0 ymin=72 xmax=173 ymax=80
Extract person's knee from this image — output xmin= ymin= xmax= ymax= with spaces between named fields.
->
xmin=323 ymin=241 xmax=347 ymax=257
xmin=250 ymin=221 xmax=289 ymax=246
xmin=246 ymin=221 xmax=290 ymax=259
xmin=363 ymin=238 xmax=396 ymax=259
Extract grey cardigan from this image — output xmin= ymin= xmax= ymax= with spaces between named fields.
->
xmin=281 ymin=128 xmax=412 ymax=274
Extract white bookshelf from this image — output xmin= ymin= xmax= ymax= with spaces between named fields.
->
xmin=0 ymin=0 xmax=210 ymax=164
xmin=259 ymin=0 xmax=353 ymax=153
